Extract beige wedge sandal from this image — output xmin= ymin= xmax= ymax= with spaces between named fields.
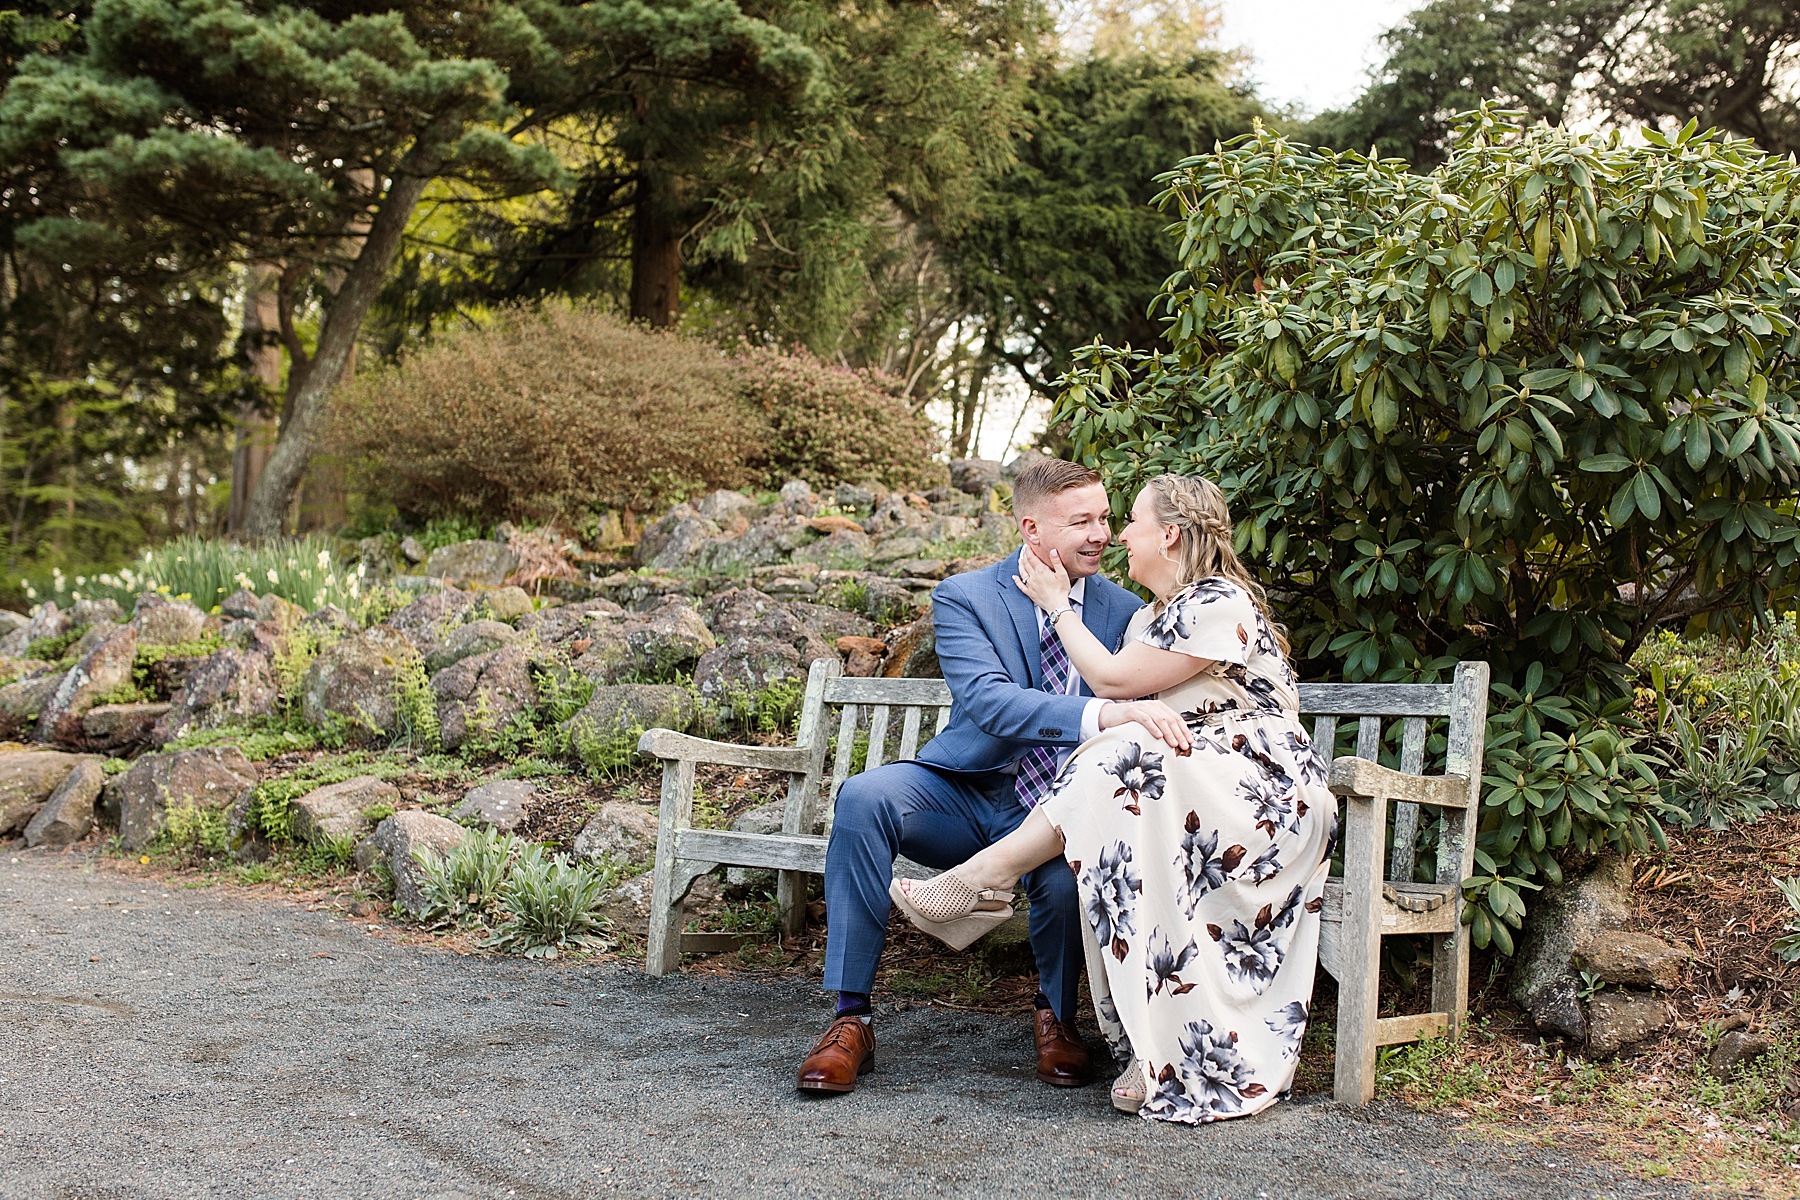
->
xmin=1112 ymin=1060 xmax=1146 ymax=1114
xmin=888 ymin=869 xmax=1014 ymax=951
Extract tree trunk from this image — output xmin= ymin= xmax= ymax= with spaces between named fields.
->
xmin=629 ymin=167 xmax=681 ymax=326
xmin=241 ymin=164 xmax=434 ymax=541
xmin=229 ymin=263 xmax=282 ymax=535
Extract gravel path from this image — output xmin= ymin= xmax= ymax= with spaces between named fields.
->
xmin=3 ymin=852 xmax=1686 ymax=1200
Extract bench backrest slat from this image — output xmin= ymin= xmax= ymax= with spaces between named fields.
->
xmin=866 ymin=704 xmax=891 ymax=771
xmin=897 ymin=705 xmax=923 ymax=762
xmin=1297 ymin=682 xmax=1452 ymax=716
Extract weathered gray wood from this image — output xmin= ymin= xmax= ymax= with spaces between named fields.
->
xmin=1432 ymin=660 xmax=1490 ymax=1034
xmin=1310 ymin=715 xmax=1338 ymax=760
xmin=679 ymin=828 xmax=828 ymax=872
xmin=1298 ymin=682 xmax=1453 ymax=716
xmin=1355 ymin=715 xmax=1382 ymax=762
xmin=824 ymin=677 xmax=954 ymax=706
xmin=681 ymin=931 xmax=756 ymax=954
xmin=1320 ymin=878 xmax=1459 ymax=936
xmin=866 ymin=705 xmax=891 ymax=771
xmin=824 ymin=702 xmax=859 ymax=839
xmin=1333 ymin=782 xmax=1388 ymax=1105
xmin=1317 ymin=919 xmax=1342 ymax=981
xmin=1389 ymin=716 xmax=1428 ymax=884
xmin=1329 ymin=757 xmax=1472 ymax=810
xmin=778 ymin=658 xmax=838 ymax=939
xmin=897 ymin=705 xmax=923 ymax=762
xmin=638 ymin=729 xmax=811 ymax=772
xmin=1374 ymin=1012 xmax=1449 ymax=1046
xmin=936 ymin=705 xmax=952 ymax=736
xmin=646 ymin=757 xmax=697 ymax=978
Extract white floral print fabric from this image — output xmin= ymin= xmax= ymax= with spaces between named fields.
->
xmin=1042 ymin=577 xmax=1335 ymax=1124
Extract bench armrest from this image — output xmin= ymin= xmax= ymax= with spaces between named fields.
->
xmin=637 ymin=728 xmax=812 ymax=772
xmin=1328 ymin=756 xmax=1472 ymax=809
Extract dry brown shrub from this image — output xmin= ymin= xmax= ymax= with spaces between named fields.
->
xmin=333 ymin=305 xmax=766 ymax=522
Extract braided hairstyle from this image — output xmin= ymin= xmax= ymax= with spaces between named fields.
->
xmin=1144 ymin=474 xmax=1290 ymax=654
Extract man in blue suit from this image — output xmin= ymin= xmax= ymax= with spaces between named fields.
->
xmin=797 ymin=459 xmax=1175 ymax=1095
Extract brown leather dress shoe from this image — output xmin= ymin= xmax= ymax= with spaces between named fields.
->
xmin=797 ymin=1015 xmax=875 ymax=1094
xmin=1034 ymin=1008 xmax=1092 ymax=1087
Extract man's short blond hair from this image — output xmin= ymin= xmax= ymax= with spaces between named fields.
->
xmin=1012 ymin=459 xmax=1104 ymax=516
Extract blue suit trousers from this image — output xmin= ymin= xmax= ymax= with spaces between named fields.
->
xmin=822 ymin=760 xmax=1083 ymax=1021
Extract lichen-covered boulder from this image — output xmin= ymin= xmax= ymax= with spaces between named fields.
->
xmin=0 ymin=750 xmax=97 ymax=834
xmin=1586 ymin=991 xmax=1672 ymax=1058
xmin=515 ymin=596 xmax=625 ymax=646
xmin=625 ymin=598 xmax=714 ymax=677
xmin=423 ymin=539 xmax=519 ymax=587
xmin=68 ymin=597 xmax=125 ymax=626
xmin=152 ymin=646 xmax=279 ymax=746
xmin=0 ymin=609 xmax=27 ymax=636
xmin=362 ymin=810 xmax=468 ymax=915
xmin=384 ymin=587 xmax=475 ymax=658
xmin=36 ymin=623 xmax=136 ymax=740
xmin=22 ymin=758 xmax=106 ymax=848
xmin=0 ymin=671 xmax=62 ymax=725
xmin=112 ymin=745 xmax=259 ymax=851
xmin=572 ymin=800 xmax=658 ymax=867
xmin=695 ymin=515 xmax=819 ymax=573
xmin=290 ymin=776 xmax=399 ymax=847
xmin=483 ymin=586 xmax=535 ymax=623
xmin=692 ymin=489 xmax=757 ymax=525
xmin=793 ymin=528 xmax=873 ymax=570
xmin=453 ymin=779 xmax=536 ymax=833
xmin=81 ymin=702 xmax=170 ymax=753
xmin=422 ymin=619 xmax=518 ymax=675
xmin=0 ymin=602 xmax=69 ymax=657
xmin=693 ymin=635 xmax=804 ymax=705
xmin=646 ymin=513 xmax=725 ymax=573
xmin=561 ymin=684 xmax=697 ymax=759
xmin=431 ymin=644 xmax=536 ymax=751
xmin=129 ymin=594 xmax=206 ymax=645
xmin=300 ymin=625 xmax=418 ymax=737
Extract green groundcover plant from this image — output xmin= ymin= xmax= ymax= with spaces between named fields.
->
xmin=1057 ymin=106 xmax=1800 ymax=947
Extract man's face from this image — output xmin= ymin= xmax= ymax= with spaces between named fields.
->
xmin=1018 ymin=482 xmax=1112 ymax=579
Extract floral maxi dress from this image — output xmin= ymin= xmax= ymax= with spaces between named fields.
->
xmin=1037 ymin=577 xmax=1337 ymax=1124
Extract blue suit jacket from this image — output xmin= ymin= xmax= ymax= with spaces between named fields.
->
xmin=916 ymin=549 xmax=1141 ymax=775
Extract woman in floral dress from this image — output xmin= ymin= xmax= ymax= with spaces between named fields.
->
xmin=891 ymin=474 xmax=1336 ymax=1123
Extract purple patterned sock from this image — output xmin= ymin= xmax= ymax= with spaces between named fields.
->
xmin=836 ymin=991 xmax=871 ymax=1019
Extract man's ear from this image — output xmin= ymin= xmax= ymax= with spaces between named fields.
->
xmin=1019 ymin=515 xmax=1039 ymax=544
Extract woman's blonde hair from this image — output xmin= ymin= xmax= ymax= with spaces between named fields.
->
xmin=1143 ymin=474 xmax=1289 ymax=654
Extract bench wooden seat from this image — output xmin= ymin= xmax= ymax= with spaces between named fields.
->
xmin=638 ymin=656 xmax=1489 ymax=1106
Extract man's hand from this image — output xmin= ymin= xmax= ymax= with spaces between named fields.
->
xmin=1098 ymin=699 xmax=1192 ymax=754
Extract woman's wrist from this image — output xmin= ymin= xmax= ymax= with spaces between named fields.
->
xmin=1046 ymin=604 xmax=1075 ymax=625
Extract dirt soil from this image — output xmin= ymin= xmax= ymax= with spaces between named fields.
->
xmin=2 ymin=848 xmax=1689 ymax=1200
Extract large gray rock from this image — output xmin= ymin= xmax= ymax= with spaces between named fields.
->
xmin=834 ymin=481 xmax=884 ymax=513
xmin=949 ymin=459 xmax=1005 ymax=495
xmin=366 ymin=811 xmax=468 ymax=916
xmin=703 ymin=589 xmax=857 ymax=667
xmin=454 ymin=779 xmax=536 ymax=833
xmin=862 ymin=493 xmax=930 ymax=538
xmin=22 ymin=757 xmax=105 ymax=848
xmin=573 ymin=801 xmax=658 ymax=867
xmin=1525 ymin=974 xmax=1586 ymax=1044
xmin=1575 ymin=931 xmax=1687 ymax=991
xmin=36 ymin=623 xmax=136 ymax=740
xmin=793 ymin=528 xmax=873 ymax=570
xmin=431 ymin=644 xmax=537 ymax=751
xmin=129 ymin=594 xmax=206 ymax=645
xmin=300 ymin=625 xmax=419 ymax=738
xmin=693 ymin=635 xmax=804 ymax=706
xmin=515 ymin=597 xmax=625 ymax=646
xmin=1708 ymin=1030 xmax=1772 ymax=1079
xmin=693 ymin=489 xmax=758 ymax=525
xmin=290 ymin=776 xmax=398 ymax=847
xmin=646 ymin=513 xmax=724 ymax=573
xmin=0 ymin=608 xmax=28 ymax=635
xmin=885 ymin=607 xmax=939 ymax=678
xmin=483 ymin=587 xmax=534 ymax=623
xmin=635 ymin=503 xmax=700 ymax=567
xmin=569 ymin=617 xmax=635 ymax=683
xmin=385 ymin=588 xmax=476 ymax=657
xmin=81 ymin=702 xmax=170 ymax=753
xmin=422 ymin=619 xmax=518 ymax=675
xmin=422 ymin=539 xmax=519 ymax=587
xmin=561 ymin=684 xmax=697 ymax=755
xmin=113 ymin=745 xmax=259 ymax=852
xmin=1 ymin=602 xmax=69 ymax=656
xmin=1510 ymin=855 xmax=1634 ymax=1019
xmin=0 ymin=672 xmax=63 ymax=723
xmin=625 ymin=599 xmax=714 ymax=676
xmin=151 ymin=646 xmax=278 ymax=745
xmin=695 ymin=516 xmax=819 ymax=573
xmin=871 ymin=535 xmax=930 ymax=564
xmin=1586 ymin=990 xmax=1672 ymax=1058
xmin=789 ymin=601 xmax=875 ymax=644
xmin=0 ymin=750 xmax=95 ymax=835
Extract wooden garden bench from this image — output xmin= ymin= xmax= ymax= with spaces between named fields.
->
xmin=638 ymin=657 xmax=1489 ymax=1106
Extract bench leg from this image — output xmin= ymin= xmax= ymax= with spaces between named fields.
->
xmin=1333 ymin=791 xmax=1387 ymax=1106
xmin=646 ymin=759 xmax=697 ymax=977
xmin=776 ymin=870 xmax=807 ymax=941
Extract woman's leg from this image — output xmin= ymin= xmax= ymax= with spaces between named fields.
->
xmin=901 ymin=808 xmax=1063 ymax=897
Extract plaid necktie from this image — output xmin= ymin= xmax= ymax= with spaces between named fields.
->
xmin=1015 ymin=602 xmax=1075 ymax=809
